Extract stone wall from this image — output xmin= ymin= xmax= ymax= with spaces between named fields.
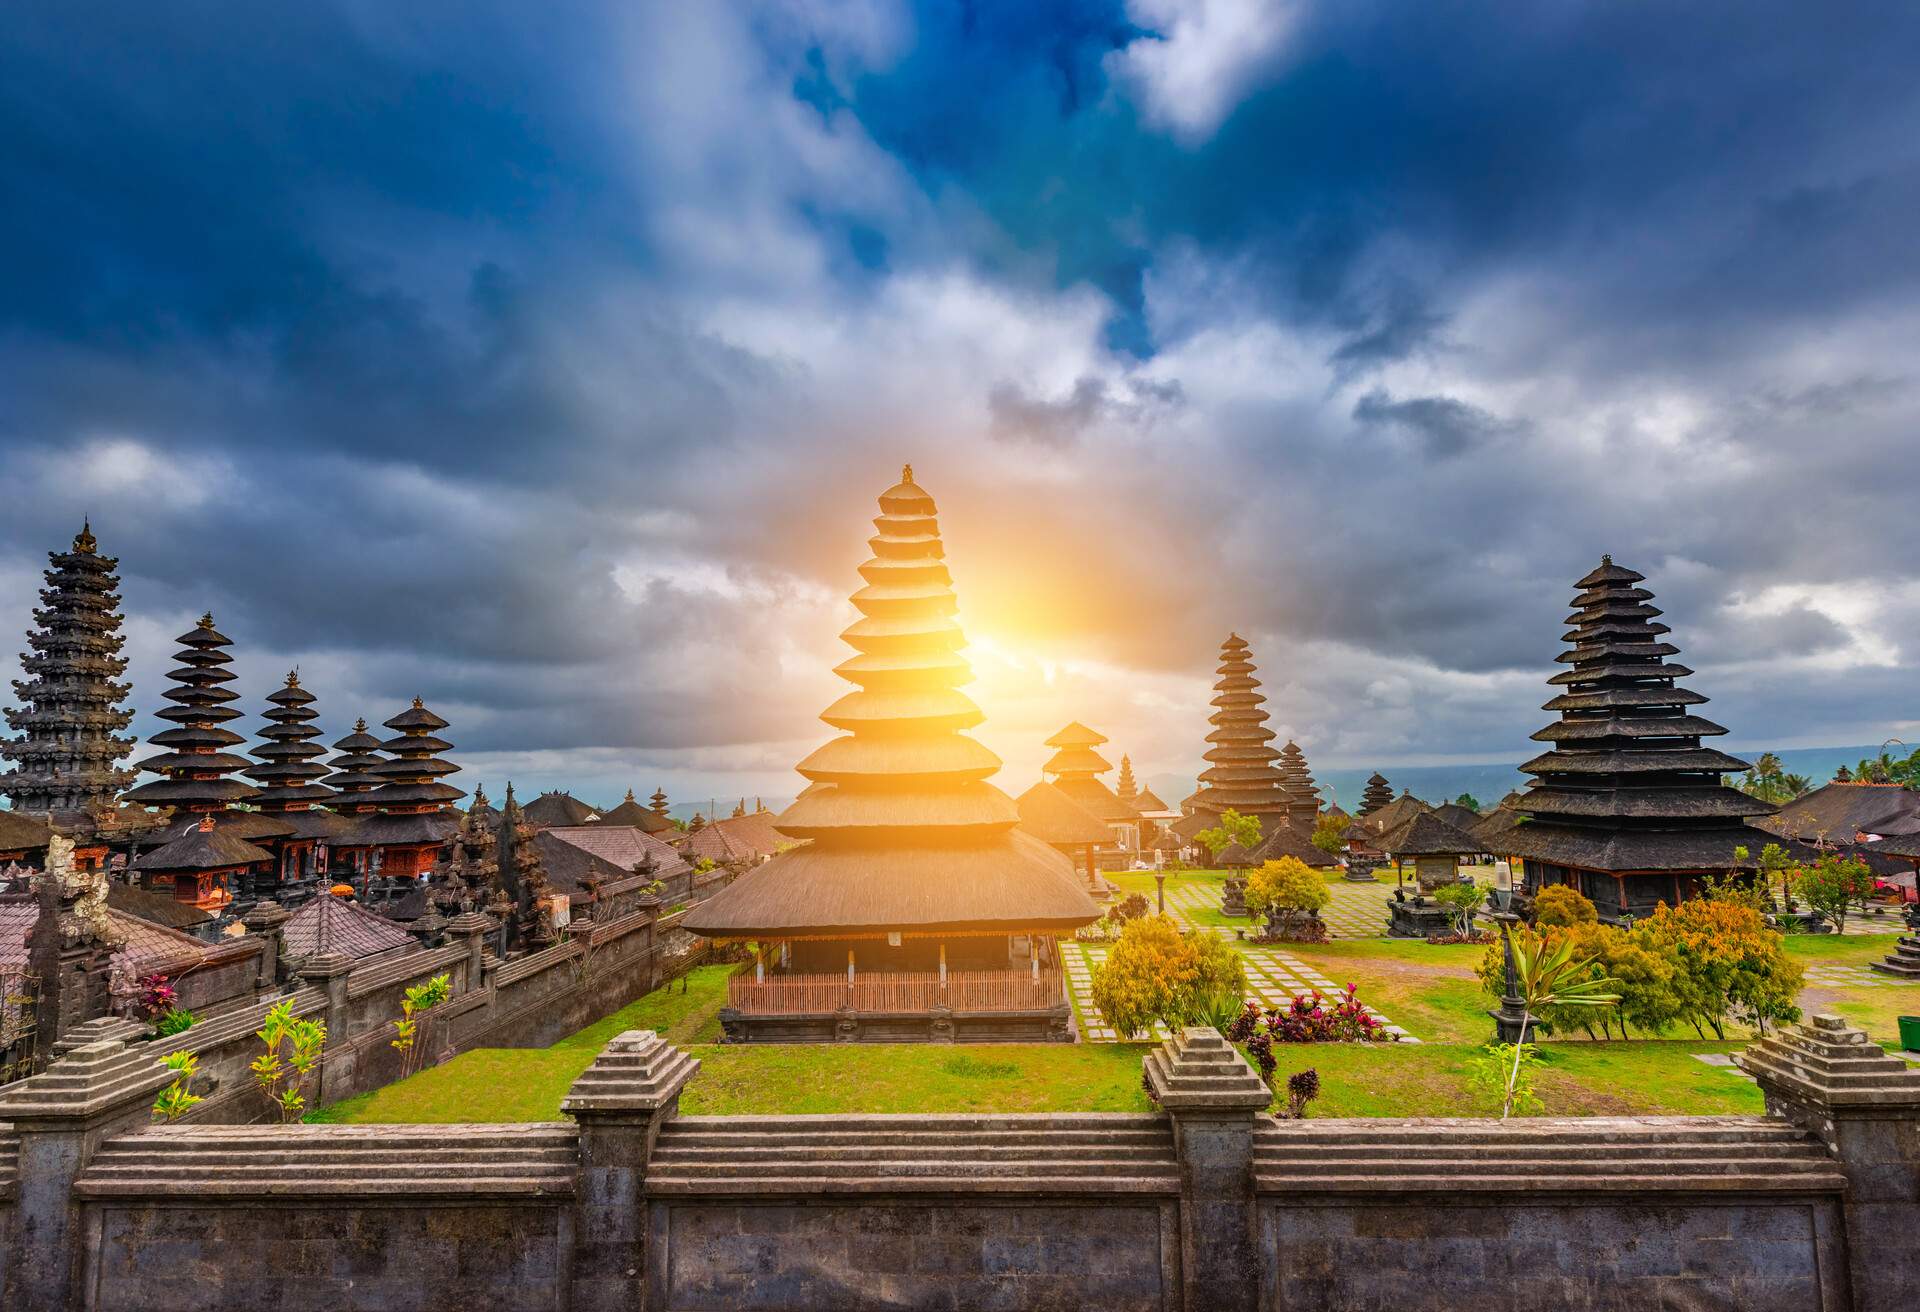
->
xmin=0 ymin=1016 xmax=1914 ymax=1311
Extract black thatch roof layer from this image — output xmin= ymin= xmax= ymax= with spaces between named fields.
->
xmin=1430 ymin=802 xmax=1482 ymax=832
xmin=1274 ymin=740 xmax=1322 ymax=832
xmin=1501 ymin=557 xmax=1773 ymax=875
xmin=1359 ymin=772 xmax=1394 ymax=816
xmin=1377 ymin=810 xmax=1481 ymax=857
xmin=684 ymin=466 xmax=1096 ymax=940
xmin=135 ymin=822 xmax=272 ymax=872
xmin=0 ymin=808 xmax=55 ymax=852
xmin=1251 ymin=823 xmax=1336 ymax=868
xmin=1755 ymin=782 xmax=1920 ymax=845
xmin=122 ymin=613 xmax=260 ymax=815
xmin=603 ymin=790 xmax=674 ymax=831
xmin=1189 ymin=634 xmax=1293 ymax=822
xmin=522 ymin=791 xmax=600 ymax=827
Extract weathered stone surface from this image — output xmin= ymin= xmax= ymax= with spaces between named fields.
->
xmin=560 ymin=1028 xmax=698 ymax=1115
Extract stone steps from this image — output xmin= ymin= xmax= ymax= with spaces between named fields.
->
xmin=1252 ymin=1115 xmax=1842 ymax=1193
xmin=647 ymin=1113 xmax=1179 ymax=1195
xmin=0 ymin=1129 xmax=17 ymax=1197
xmin=1869 ymin=936 xmax=1920 ymax=977
xmin=75 ymin=1123 xmax=578 ymax=1197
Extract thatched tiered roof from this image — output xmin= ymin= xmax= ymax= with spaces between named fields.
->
xmin=1359 ymin=772 xmax=1394 ymax=815
xmin=354 ymin=699 xmax=461 ymax=846
xmin=1274 ymin=740 xmax=1321 ymax=832
xmin=1430 ymin=801 xmax=1482 ymax=833
xmin=1041 ymin=722 xmax=1134 ymax=822
xmin=1016 ymin=781 xmax=1113 ymax=848
xmin=247 ymin=672 xmax=349 ymax=840
xmin=1251 ymin=822 xmax=1337 ymax=868
xmin=604 ymin=789 xmax=675 ymax=832
xmin=523 ymin=791 xmax=600 ymax=827
xmin=684 ymin=466 xmax=1096 ymax=939
xmin=1502 ymin=557 xmax=1773 ymax=873
xmin=1350 ymin=792 xmax=1429 ymax=846
xmin=323 ymin=718 xmax=387 ymax=817
xmin=123 ymin=614 xmax=257 ymax=817
xmin=1191 ymin=635 xmax=1291 ymax=822
xmin=1 ymin=522 xmax=137 ymax=815
xmin=1377 ymin=810 xmax=1481 ymax=858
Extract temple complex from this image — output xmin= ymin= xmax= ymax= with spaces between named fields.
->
xmin=604 ymin=788 xmax=675 ymax=833
xmin=0 ymin=523 xmax=137 ymax=819
xmin=359 ymin=699 xmax=463 ymax=878
xmin=1188 ymin=634 xmax=1293 ymax=832
xmin=1496 ymin=557 xmax=1775 ymax=920
xmin=684 ymin=465 xmax=1096 ymax=1041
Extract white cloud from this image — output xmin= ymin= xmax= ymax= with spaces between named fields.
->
xmin=1107 ymin=0 xmax=1303 ymax=144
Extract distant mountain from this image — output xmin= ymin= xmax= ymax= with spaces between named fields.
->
xmin=1148 ymin=745 xmax=1885 ymax=814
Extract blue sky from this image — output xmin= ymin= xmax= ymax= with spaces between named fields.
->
xmin=2 ymin=2 xmax=1917 ymax=805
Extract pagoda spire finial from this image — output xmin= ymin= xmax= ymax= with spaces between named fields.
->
xmin=1601 ymin=553 xmax=1612 ymax=565
xmin=902 ymin=462 xmax=913 ymax=483
xmin=412 ymin=695 xmax=424 ymax=709
xmin=198 ymin=611 xmax=214 ymax=629
xmin=285 ymin=668 xmax=300 ymax=687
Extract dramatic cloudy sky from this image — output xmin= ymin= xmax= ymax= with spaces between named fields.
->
xmin=3 ymin=2 xmax=1916 ymax=809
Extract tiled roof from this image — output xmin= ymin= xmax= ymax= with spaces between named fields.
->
xmin=281 ymin=894 xmax=414 ymax=961
xmin=543 ymin=825 xmax=691 ymax=879
xmin=0 ymin=898 xmax=208 ymax=977
xmin=675 ymin=812 xmax=787 ymax=863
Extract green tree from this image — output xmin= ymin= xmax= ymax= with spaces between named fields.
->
xmin=1533 ymin=884 xmax=1598 ymax=927
xmin=1088 ymin=915 xmax=1246 ymax=1039
xmin=1636 ymin=898 xmax=1802 ymax=1038
xmin=1243 ymin=857 xmax=1330 ymax=935
xmin=1432 ymin=881 xmax=1485 ymax=936
xmin=1310 ymin=812 xmax=1350 ymax=858
xmin=251 ymin=1000 xmax=328 ymax=1123
xmin=1792 ymin=852 xmax=1876 ymax=933
xmin=1195 ymin=809 xmax=1262 ymax=862
xmin=1453 ymin=792 xmax=1483 ymax=812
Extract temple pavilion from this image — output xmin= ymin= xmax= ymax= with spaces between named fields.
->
xmin=685 ymin=465 xmax=1097 ymax=1042
xmin=1040 ymin=721 xmax=1139 ymax=864
xmin=245 ymin=672 xmax=349 ymax=895
xmin=1497 ymin=557 xmax=1775 ymax=921
xmin=355 ymin=699 xmax=464 ymax=878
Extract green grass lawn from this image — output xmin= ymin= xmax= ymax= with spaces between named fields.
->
xmin=312 ymin=912 xmax=1910 ymax=1126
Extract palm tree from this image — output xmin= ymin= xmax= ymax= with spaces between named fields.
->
xmin=1500 ymin=930 xmax=1619 ymax=1118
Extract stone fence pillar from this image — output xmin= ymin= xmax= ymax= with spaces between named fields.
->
xmin=1144 ymin=1026 xmax=1273 ymax=1312
xmin=240 ymin=899 xmax=291 ymax=991
xmin=561 ymin=1028 xmax=699 ymax=1312
xmin=1738 ymin=1013 xmax=1920 ymax=1312
xmin=296 ymin=951 xmax=355 ymax=1105
xmin=446 ymin=910 xmax=495 ymax=994
xmin=0 ymin=1037 xmax=173 ymax=1309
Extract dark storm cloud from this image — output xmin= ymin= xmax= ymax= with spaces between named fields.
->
xmin=1 ymin=0 xmax=1917 ymax=791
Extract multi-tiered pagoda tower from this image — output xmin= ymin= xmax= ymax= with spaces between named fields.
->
xmin=360 ymin=699 xmax=463 ymax=878
xmin=1359 ymin=772 xmax=1395 ymax=816
xmin=1 ymin=524 xmax=137 ymax=818
xmin=1275 ymin=740 xmax=1322 ymax=834
xmin=1190 ymin=635 xmax=1292 ymax=828
xmin=246 ymin=672 xmax=346 ymax=889
xmin=124 ymin=615 xmax=270 ymax=908
xmin=686 ymin=465 xmax=1096 ymax=1042
xmin=1499 ymin=557 xmax=1775 ymax=920
xmin=1042 ymin=723 xmax=1135 ymax=826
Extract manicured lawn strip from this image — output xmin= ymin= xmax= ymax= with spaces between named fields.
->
xmin=1784 ymin=933 xmax=1909 ymax=965
xmin=682 ymin=1043 xmax=1156 ymax=1115
xmin=312 ymin=965 xmax=737 ymax=1123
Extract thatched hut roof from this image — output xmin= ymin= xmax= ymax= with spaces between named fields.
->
xmin=1377 ymin=811 xmax=1481 ymax=858
xmin=1251 ymin=824 xmax=1337 ymax=868
xmin=683 ymin=466 xmax=1096 ymax=941
xmin=1016 ymin=781 xmax=1112 ymax=847
xmin=1216 ymin=841 xmax=1256 ymax=869
xmin=0 ymin=809 xmax=54 ymax=853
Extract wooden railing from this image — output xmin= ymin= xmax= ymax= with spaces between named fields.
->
xmin=728 ymin=969 xmax=1064 ymax=1015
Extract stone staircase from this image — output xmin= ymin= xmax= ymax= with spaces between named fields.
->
xmin=1869 ymin=934 xmax=1920 ymax=978
xmin=1252 ymin=1116 xmax=1844 ymax=1194
xmin=645 ymin=1113 xmax=1180 ymax=1195
xmin=75 ymin=1122 xmax=578 ymax=1198
xmin=0 ymin=1126 xmax=18 ymax=1198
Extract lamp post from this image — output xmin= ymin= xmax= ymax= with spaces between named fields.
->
xmin=1489 ymin=910 xmax=1532 ymax=1044
xmin=1154 ymin=870 xmax=1167 ymax=916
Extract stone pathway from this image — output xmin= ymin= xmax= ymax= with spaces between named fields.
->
xmin=1060 ymin=941 xmax=1415 ymax=1044
xmin=1153 ymin=875 xmax=1397 ymax=940
xmin=1802 ymin=962 xmax=1920 ymax=988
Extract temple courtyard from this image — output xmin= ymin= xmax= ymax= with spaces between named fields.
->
xmin=315 ymin=868 xmax=1919 ymax=1126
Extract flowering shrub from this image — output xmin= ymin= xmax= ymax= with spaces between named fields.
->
xmin=1279 ymin=1069 xmax=1320 ymax=1119
xmin=1224 ymin=984 xmax=1394 ymax=1077
xmin=136 ymin=974 xmax=178 ymax=1021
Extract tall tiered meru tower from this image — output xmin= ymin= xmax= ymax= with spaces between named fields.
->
xmin=686 ymin=465 xmax=1097 ymax=1042
xmin=1499 ymin=557 xmax=1775 ymax=920
xmin=1189 ymin=634 xmax=1293 ymax=828
xmin=0 ymin=523 xmax=137 ymax=817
